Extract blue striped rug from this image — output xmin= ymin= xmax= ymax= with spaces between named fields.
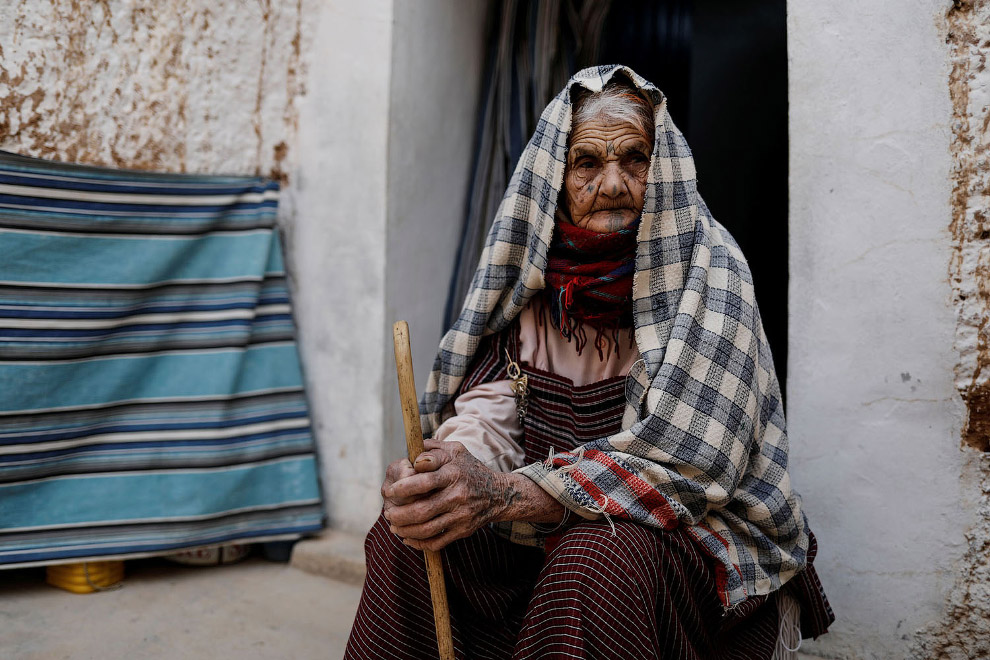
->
xmin=0 ymin=151 xmax=324 ymax=567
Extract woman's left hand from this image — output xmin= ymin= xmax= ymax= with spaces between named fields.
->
xmin=384 ymin=439 xmax=518 ymax=551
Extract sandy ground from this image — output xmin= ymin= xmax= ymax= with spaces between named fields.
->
xmin=0 ymin=556 xmax=362 ymax=660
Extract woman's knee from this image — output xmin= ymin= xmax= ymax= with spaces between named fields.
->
xmin=363 ymin=510 xmax=420 ymax=571
xmin=552 ymin=521 xmax=657 ymax=566
xmin=537 ymin=521 xmax=662 ymax=596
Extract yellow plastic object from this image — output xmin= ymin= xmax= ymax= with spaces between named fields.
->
xmin=46 ymin=561 xmax=124 ymax=594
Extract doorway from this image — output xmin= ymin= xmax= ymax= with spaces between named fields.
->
xmin=600 ymin=0 xmax=790 ymax=396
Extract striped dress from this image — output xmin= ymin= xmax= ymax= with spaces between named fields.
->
xmin=345 ymin=324 xmax=832 ymax=659
xmin=0 ymin=151 xmax=323 ymax=567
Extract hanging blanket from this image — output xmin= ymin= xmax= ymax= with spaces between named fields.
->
xmin=0 ymin=151 xmax=323 ymax=567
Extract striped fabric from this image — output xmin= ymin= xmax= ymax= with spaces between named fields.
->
xmin=0 ymin=151 xmax=323 ymax=567
xmin=348 ymin=515 xmax=783 ymax=660
xmin=423 ymin=65 xmax=812 ymax=608
xmin=465 ymin=326 xmax=627 ymax=435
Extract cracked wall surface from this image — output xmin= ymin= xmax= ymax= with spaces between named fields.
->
xmin=788 ymin=0 xmax=966 ymax=657
xmin=912 ymin=1 xmax=990 ymax=658
xmin=0 ymin=0 xmax=307 ymax=177
xmin=948 ymin=0 xmax=990 ymax=450
xmin=913 ymin=458 xmax=990 ymax=660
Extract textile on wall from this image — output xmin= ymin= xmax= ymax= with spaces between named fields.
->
xmin=0 ymin=151 xmax=323 ymax=567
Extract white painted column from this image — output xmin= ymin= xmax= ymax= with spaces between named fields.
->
xmin=286 ymin=0 xmax=489 ymax=535
xmin=284 ymin=0 xmax=395 ymax=534
xmin=383 ymin=0 xmax=491 ymax=464
xmin=787 ymin=1 xmax=970 ymax=657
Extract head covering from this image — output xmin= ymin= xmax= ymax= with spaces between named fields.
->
xmin=423 ymin=65 xmax=808 ymax=609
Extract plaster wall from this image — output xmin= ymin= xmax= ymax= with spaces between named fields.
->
xmin=0 ymin=0 xmax=397 ymax=535
xmin=0 ymin=0 xmax=304 ymax=176
xmin=383 ymin=0 xmax=490 ymax=465
xmin=0 ymin=0 xmax=492 ymax=536
xmin=787 ymin=1 xmax=975 ymax=657
xmin=948 ymin=4 xmax=990 ymax=425
xmin=282 ymin=0 xmax=394 ymax=533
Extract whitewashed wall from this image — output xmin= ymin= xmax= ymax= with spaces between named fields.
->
xmin=286 ymin=0 xmax=489 ymax=534
xmin=787 ymin=1 xmax=981 ymax=657
xmin=383 ymin=0 xmax=490 ymax=468
xmin=283 ymin=0 xmax=395 ymax=534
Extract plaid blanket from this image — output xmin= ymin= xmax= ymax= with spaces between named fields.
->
xmin=422 ymin=65 xmax=810 ymax=608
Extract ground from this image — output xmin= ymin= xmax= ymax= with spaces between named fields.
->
xmin=1 ymin=556 xmax=362 ymax=659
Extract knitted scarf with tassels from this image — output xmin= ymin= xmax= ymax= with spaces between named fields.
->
xmin=544 ymin=219 xmax=636 ymax=357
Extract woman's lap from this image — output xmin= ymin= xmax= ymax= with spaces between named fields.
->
xmin=345 ymin=514 xmax=777 ymax=660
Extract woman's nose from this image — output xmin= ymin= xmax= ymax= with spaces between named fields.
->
xmin=599 ymin=162 xmax=627 ymax=198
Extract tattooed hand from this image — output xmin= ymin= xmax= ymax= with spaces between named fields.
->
xmin=382 ymin=439 xmax=522 ymax=551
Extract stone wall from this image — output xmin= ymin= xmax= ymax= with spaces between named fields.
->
xmin=912 ymin=1 xmax=990 ymax=658
xmin=0 ymin=0 xmax=304 ymax=176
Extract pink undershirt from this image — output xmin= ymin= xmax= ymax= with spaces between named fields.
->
xmin=434 ymin=299 xmax=640 ymax=471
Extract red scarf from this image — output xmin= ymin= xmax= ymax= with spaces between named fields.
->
xmin=543 ymin=220 xmax=637 ymax=359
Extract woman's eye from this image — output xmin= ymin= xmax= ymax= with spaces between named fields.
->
xmin=577 ymin=160 xmax=597 ymax=169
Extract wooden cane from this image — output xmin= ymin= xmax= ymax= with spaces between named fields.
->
xmin=392 ymin=321 xmax=455 ymax=660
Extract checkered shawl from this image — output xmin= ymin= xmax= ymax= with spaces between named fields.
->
xmin=422 ymin=65 xmax=809 ymax=608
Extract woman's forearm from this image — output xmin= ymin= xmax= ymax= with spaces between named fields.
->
xmin=492 ymin=472 xmax=566 ymax=524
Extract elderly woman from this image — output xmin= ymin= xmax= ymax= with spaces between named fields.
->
xmin=345 ymin=65 xmax=832 ymax=660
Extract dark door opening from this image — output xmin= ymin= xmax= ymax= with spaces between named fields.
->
xmin=599 ymin=0 xmax=790 ymax=398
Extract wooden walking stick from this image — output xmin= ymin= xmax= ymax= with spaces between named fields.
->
xmin=392 ymin=321 xmax=455 ymax=660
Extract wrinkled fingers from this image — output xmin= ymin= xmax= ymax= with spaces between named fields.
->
xmin=383 ymin=458 xmax=415 ymax=489
xmin=381 ymin=458 xmax=418 ymax=505
xmin=387 ymin=467 xmax=452 ymax=501
xmin=396 ymin=513 xmax=466 ymax=552
xmin=387 ymin=492 xmax=455 ymax=528
xmin=390 ymin=510 xmax=456 ymax=540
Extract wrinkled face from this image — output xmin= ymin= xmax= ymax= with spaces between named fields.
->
xmin=563 ymin=117 xmax=652 ymax=233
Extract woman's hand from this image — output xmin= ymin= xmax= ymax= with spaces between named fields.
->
xmin=382 ymin=439 xmax=567 ymax=551
xmin=383 ymin=439 xmax=515 ymax=551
